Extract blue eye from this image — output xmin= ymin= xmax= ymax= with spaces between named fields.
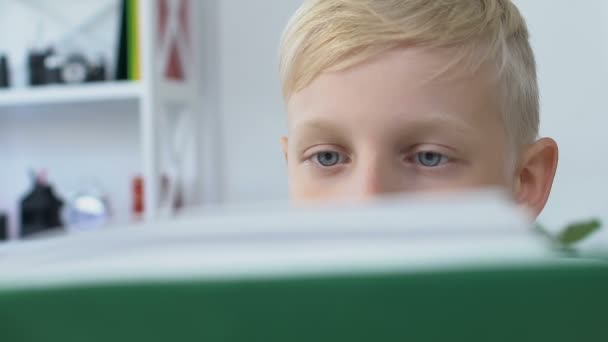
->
xmin=415 ymin=152 xmax=447 ymax=167
xmin=315 ymin=151 xmax=342 ymax=167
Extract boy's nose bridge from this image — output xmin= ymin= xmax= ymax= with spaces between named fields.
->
xmin=353 ymin=154 xmax=402 ymax=198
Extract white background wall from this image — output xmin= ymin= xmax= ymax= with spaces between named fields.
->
xmin=511 ymin=0 xmax=608 ymax=227
xmin=213 ymin=0 xmax=298 ymax=203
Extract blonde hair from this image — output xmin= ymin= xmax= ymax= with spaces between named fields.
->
xmin=279 ymin=0 xmax=539 ymax=147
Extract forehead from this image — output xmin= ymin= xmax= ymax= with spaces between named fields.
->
xmin=287 ymin=46 xmax=503 ymax=139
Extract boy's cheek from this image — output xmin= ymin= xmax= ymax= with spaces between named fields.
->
xmin=287 ymin=164 xmax=513 ymax=202
xmin=287 ymin=169 xmax=333 ymax=201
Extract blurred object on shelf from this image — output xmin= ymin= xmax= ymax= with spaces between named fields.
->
xmin=159 ymin=173 xmax=183 ymax=217
xmin=0 ymin=212 xmax=7 ymax=241
xmin=28 ymin=48 xmax=54 ymax=86
xmin=134 ymin=172 xmax=183 ymax=220
xmin=0 ymin=54 xmax=10 ymax=88
xmin=60 ymin=54 xmax=89 ymax=83
xmin=116 ymin=0 xmax=140 ymax=81
xmin=65 ymin=186 xmax=111 ymax=231
xmin=132 ymin=175 xmax=144 ymax=219
xmin=44 ymin=54 xmax=64 ymax=84
xmin=62 ymin=53 xmax=107 ymax=83
xmin=88 ymin=55 xmax=107 ymax=82
xmin=28 ymin=48 xmax=108 ymax=86
xmin=20 ymin=170 xmax=65 ymax=238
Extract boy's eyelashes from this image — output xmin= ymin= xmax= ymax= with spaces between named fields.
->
xmin=302 ymin=145 xmax=351 ymax=167
xmin=301 ymin=144 xmax=457 ymax=169
xmin=406 ymin=151 xmax=450 ymax=168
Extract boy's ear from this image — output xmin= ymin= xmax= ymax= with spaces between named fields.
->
xmin=280 ymin=136 xmax=289 ymax=162
xmin=513 ymin=138 xmax=559 ymax=218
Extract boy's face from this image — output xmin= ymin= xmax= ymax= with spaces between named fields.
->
xmin=282 ymin=47 xmax=512 ymax=201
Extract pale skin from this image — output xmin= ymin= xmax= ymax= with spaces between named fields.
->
xmin=281 ymin=47 xmax=558 ymax=218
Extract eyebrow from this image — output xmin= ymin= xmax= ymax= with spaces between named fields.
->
xmin=293 ymin=119 xmax=343 ymax=135
xmin=293 ymin=113 xmax=475 ymax=139
xmin=290 ymin=119 xmax=349 ymax=151
xmin=400 ymin=114 xmax=477 ymax=138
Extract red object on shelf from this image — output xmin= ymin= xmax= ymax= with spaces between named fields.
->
xmin=165 ymin=41 xmax=184 ymax=80
xmin=132 ymin=176 xmax=144 ymax=216
xmin=157 ymin=0 xmax=189 ymax=81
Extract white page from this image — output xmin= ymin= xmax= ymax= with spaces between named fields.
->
xmin=0 ymin=190 xmax=555 ymax=289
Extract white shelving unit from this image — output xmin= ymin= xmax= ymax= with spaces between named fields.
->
xmin=0 ymin=82 xmax=142 ymax=108
xmin=0 ymin=0 xmax=203 ymax=237
xmin=0 ymin=82 xmax=142 ymax=107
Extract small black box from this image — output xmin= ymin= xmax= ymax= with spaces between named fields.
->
xmin=0 ymin=212 xmax=8 ymax=241
xmin=0 ymin=55 xmax=9 ymax=88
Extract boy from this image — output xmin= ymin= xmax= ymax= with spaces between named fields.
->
xmin=279 ymin=0 xmax=558 ymax=218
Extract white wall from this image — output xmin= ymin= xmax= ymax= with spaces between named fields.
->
xmin=214 ymin=0 xmax=300 ymax=203
xmin=215 ymin=0 xmax=608 ymax=227
xmin=513 ymin=0 xmax=608 ymax=228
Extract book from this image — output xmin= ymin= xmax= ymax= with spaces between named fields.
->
xmin=116 ymin=0 xmax=139 ymax=81
xmin=0 ymin=191 xmax=606 ymax=342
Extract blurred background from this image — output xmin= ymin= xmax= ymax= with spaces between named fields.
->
xmin=0 ymin=0 xmax=606 ymax=241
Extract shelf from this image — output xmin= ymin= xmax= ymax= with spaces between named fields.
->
xmin=0 ymin=82 xmax=142 ymax=108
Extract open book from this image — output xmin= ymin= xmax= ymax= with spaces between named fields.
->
xmin=1 ymin=191 xmax=548 ymax=287
xmin=0 ymin=191 xmax=606 ymax=342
